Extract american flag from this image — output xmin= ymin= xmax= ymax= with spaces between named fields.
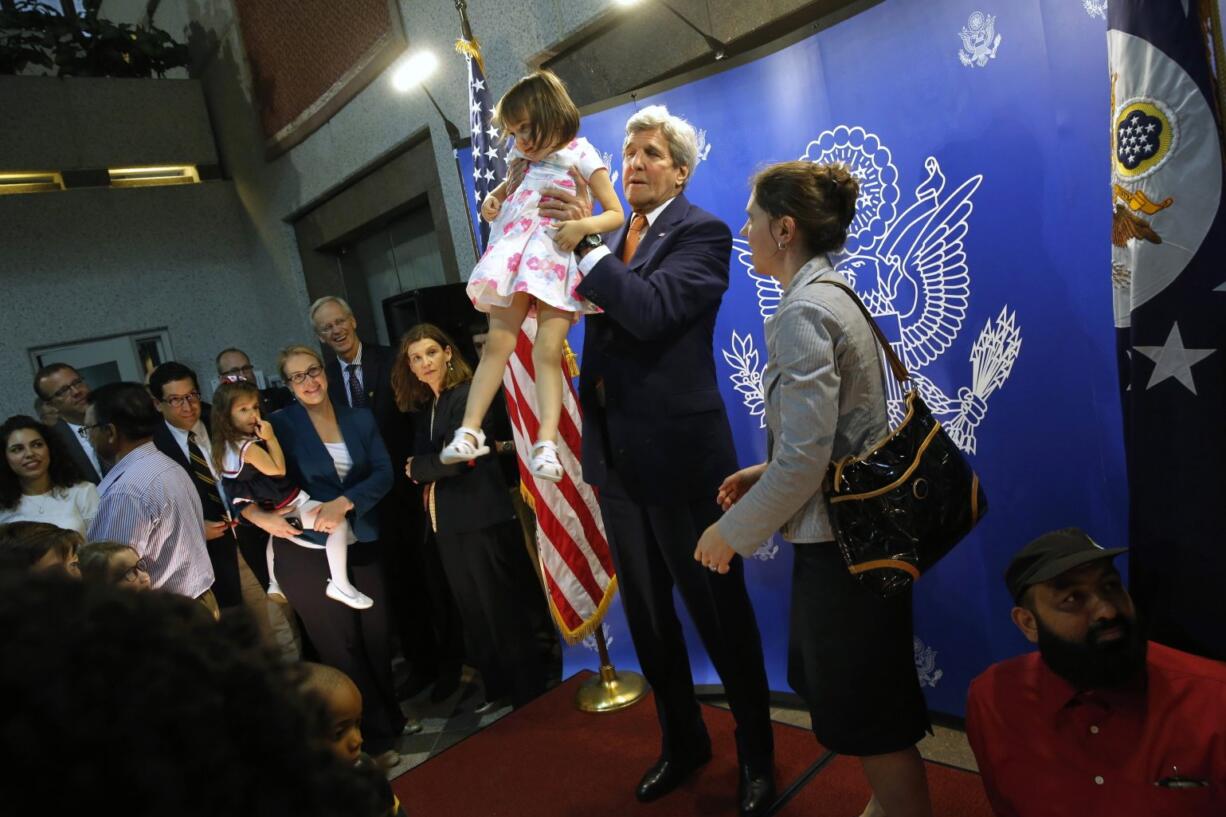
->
xmin=457 ymin=37 xmax=616 ymax=643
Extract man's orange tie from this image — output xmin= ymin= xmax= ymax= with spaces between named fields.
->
xmin=621 ymin=213 xmax=648 ymax=264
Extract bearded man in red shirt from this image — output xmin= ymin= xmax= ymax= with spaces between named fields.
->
xmin=966 ymin=528 xmax=1226 ymax=817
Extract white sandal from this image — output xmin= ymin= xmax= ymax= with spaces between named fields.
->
xmin=440 ymin=426 xmax=490 ymax=464
xmin=529 ymin=440 xmax=563 ymax=483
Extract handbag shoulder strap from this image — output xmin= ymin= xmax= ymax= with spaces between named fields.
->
xmin=813 ymin=279 xmax=910 ymax=384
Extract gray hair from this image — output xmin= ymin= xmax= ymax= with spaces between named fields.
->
xmin=308 ymin=295 xmax=353 ymax=326
xmin=624 ymin=105 xmax=699 ymax=183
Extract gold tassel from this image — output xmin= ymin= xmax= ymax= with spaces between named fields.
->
xmin=454 ymin=37 xmax=485 ymax=75
xmin=562 ymin=341 xmax=580 ymax=378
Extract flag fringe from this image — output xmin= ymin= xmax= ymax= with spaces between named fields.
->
xmin=519 ymin=476 xmax=617 ymax=644
xmin=454 ymin=37 xmax=485 ymax=75
xmin=549 ymin=575 xmax=619 ymax=645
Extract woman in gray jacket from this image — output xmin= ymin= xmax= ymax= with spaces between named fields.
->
xmin=694 ymin=162 xmax=932 ymax=817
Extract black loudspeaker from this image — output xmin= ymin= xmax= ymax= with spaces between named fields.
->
xmin=383 ymin=283 xmax=483 ymax=367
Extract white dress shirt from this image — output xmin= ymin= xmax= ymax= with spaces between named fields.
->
xmin=164 ymin=419 xmax=227 ymax=505
xmin=577 ymin=195 xmax=678 ymax=274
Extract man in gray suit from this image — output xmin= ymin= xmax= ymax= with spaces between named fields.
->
xmin=33 ymin=363 xmax=105 ymax=484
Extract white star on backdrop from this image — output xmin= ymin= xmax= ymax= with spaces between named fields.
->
xmin=1133 ymin=323 xmax=1216 ymax=395
xmin=472 ymin=78 xmax=485 ymax=91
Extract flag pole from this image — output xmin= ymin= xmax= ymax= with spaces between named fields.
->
xmin=455 ymin=0 xmax=646 ymax=713
xmin=574 ymin=625 xmax=649 ymax=713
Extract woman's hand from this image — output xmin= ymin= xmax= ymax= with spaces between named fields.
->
xmin=243 ymin=505 xmax=300 ymax=538
xmin=313 ymin=497 xmax=353 ymax=533
xmin=539 ymin=167 xmax=593 ymax=223
xmin=716 ymin=462 xmax=768 ymax=511
xmin=480 ymin=193 xmax=502 ymax=223
xmin=694 ymin=523 xmax=736 ymax=575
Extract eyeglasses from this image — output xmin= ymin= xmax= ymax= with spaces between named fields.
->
xmin=121 ymin=558 xmax=150 ymax=583
xmin=48 ymin=378 xmax=87 ymax=400
xmin=219 ymin=364 xmax=256 ymax=378
xmin=286 ymin=365 xmax=324 ymax=385
xmin=78 ymin=422 xmax=108 ymax=439
xmin=315 ymin=317 xmax=353 ymax=335
xmin=161 ymin=391 xmax=201 ymax=409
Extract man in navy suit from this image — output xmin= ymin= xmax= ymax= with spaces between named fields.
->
xmin=548 ymin=105 xmax=775 ymax=816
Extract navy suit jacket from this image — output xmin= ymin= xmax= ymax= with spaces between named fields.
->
xmin=269 ymin=402 xmax=392 ymax=543
xmin=407 ymin=381 xmax=516 ymax=535
xmin=574 ymin=193 xmax=739 ymax=504
xmin=152 ymin=404 xmax=219 ymax=522
xmin=48 ymin=419 xmax=103 ymax=484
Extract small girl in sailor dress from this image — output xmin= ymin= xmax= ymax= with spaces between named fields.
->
xmin=210 ymin=379 xmax=372 ymax=610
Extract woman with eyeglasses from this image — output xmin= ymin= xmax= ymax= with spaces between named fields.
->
xmin=0 ymin=415 xmax=97 ymax=536
xmin=237 ymin=344 xmax=409 ymax=770
xmin=78 ymin=540 xmax=152 ymax=590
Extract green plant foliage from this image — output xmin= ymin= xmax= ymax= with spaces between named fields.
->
xmin=0 ymin=0 xmax=188 ymax=78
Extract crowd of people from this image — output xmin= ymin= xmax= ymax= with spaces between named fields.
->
xmin=2 ymin=79 xmax=1223 ymax=817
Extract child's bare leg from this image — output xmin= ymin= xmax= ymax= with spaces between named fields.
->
xmin=300 ymin=503 xmax=370 ymax=609
xmin=532 ymin=303 xmax=574 ymax=444
xmin=461 ymin=294 xmax=532 ymax=435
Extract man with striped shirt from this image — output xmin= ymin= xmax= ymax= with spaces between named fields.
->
xmin=85 ymin=383 xmax=217 ymax=618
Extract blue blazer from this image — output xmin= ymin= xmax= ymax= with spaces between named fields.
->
xmin=574 ymin=193 xmax=739 ymax=504
xmin=269 ymin=402 xmax=392 ymax=543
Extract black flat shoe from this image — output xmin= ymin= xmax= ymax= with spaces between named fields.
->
xmin=738 ymin=763 xmax=776 ymax=817
xmin=634 ymin=745 xmax=713 ymax=802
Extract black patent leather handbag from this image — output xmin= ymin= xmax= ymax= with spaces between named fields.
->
xmin=819 ymin=281 xmax=987 ymax=598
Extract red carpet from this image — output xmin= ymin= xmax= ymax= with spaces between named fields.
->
xmin=777 ymin=754 xmax=993 ymax=816
xmin=391 ymin=671 xmax=827 ymax=817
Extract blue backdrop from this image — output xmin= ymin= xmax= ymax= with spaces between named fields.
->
xmin=458 ymin=0 xmax=1126 ymax=716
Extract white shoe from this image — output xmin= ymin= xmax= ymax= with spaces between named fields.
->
xmin=439 ymin=426 xmax=490 ymax=464
xmin=325 ymin=579 xmax=373 ymax=610
xmin=529 ymin=440 xmax=563 ymax=483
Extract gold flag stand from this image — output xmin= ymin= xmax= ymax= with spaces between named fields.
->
xmin=575 ymin=624 xmax=648 ymax=713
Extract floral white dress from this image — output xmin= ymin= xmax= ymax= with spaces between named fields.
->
xmin=467 ymin=137 xmax=606 ymax=315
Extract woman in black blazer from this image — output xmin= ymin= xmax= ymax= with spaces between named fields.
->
xmin=392 ymin=323 xmax=550 ymax=709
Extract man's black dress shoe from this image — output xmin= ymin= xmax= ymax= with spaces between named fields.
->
xmin=634 ymin=746 xmax=713 ymax=802
xmin=738 ymin=764 xmax=776 ymax=817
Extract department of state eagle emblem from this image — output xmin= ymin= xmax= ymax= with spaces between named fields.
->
xmin=958 ymin=11 xmax=1002 ymax=68
xmin=722 ymin=126 xmax=1023 ymax=455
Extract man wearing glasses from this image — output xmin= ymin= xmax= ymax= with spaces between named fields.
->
xmin=215 ymin=347 xmax=294 ymax=415
xmin=84 ymin=382 xmax=217 ymax=618
xmin=32 ymin=363 xmax=105 ymax=484
xmin=148 ymin=362 xmax=242 ymax=611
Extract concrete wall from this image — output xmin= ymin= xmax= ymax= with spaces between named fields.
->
xmin=89 ymin=0 xmax=862 ymax=365
xmin=0 ymin=74 xmax=303 ymax=420
xmin=0 ymin=182 xmax=294 ymax=419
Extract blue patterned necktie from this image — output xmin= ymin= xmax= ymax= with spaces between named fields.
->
xmin=347 ymin=363 xmax=367 ymax=408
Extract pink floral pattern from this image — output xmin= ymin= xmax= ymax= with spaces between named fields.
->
xmin=466 ymin=136 xmax=606 ymax=316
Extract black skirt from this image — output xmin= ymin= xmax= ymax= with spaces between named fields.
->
xmin=787 ymin=541 xmax=932 ymax=756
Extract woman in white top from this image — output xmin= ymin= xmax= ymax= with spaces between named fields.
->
xmin=0 ymin=415 xmax=98 ymax=536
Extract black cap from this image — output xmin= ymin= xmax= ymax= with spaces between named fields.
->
xmin=1005 ymin=528 xmax=1126 ymax=603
